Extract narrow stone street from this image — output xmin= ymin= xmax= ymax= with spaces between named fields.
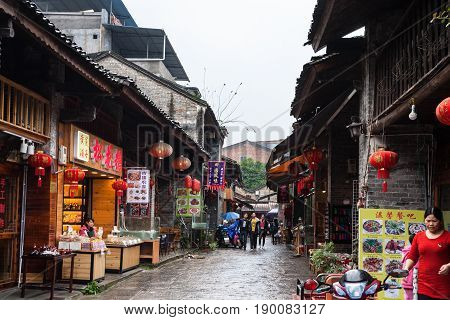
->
xmin=81 ymin=243 xmax=312 ymax=300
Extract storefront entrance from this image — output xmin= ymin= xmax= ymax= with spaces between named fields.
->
xmin=0 ymin=163 xmax=21 ymax=288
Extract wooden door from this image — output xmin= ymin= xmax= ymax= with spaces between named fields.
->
xmin=0 ymin=163 xmax=20 ymax=288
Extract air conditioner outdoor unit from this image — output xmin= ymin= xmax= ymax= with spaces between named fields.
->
xmin=347 ymin=159 xmax=357 ymax=174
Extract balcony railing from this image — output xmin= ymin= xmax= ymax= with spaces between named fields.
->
xmin=374 ymin=0 xmax=449 ymax=119
xmin=0 ymin=75 xmax=50 ymax=138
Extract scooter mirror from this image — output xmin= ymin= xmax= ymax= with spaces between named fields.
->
xmin=389 ymin=269 xmax=409 ymax=278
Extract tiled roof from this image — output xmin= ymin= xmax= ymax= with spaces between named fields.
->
xmin=19 ymin=0 xmax=209 ymax=156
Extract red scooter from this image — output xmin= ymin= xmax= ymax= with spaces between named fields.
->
xmin=297 ymin=269 xmax=408 ymax=300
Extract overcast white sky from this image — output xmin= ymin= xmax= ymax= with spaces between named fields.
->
xmin=123 ymin=0 xmax=316 ymax=146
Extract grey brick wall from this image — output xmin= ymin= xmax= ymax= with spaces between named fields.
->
xmin=98 ymin=56 xmax=203 ymax=145
xmin=365 ymin=135 xmax=431 ymax=210
xmin=157 ymin=178 xmax=176 ymax=227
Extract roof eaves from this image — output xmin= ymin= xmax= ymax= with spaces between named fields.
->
xmin=20 ymin=1 xmax=208 ymax=157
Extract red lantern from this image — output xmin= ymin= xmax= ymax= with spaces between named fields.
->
xmin=192 ymin=179 xmax=201 ymax=193
xmin=184 ymin=175 xmax=192 ymax=189
xmin=64 ymin=167 xmax=86 ymax=197
xmin=148 ymin=140 xmax=173 ymax=159
xmin=369 ymin=148 xmax=399 ymax=192
xmin=436 ymin=97 xmax=450 ymax=126
xmin=172 ymin=155 xmax=191 ymax=171
xmin=112 ymin=179 xmax=128 ymax=204
xmin=27 ymin=151 xmax=52 ymax=187
xmin=297 ymin=179 xmax=307 ymax=196
xmin=304 ymin=174 xmax=314 ymax=189
xmin=304 ymin=146 xmax=323 ymax=171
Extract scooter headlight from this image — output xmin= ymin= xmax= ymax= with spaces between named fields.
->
xmin=364 ymin=282 xmax=379 ymax=295
xmin=333 ymin=283 xmax=346 ymax=297
xmin=344 ymin=282 xmax=367 ymax=300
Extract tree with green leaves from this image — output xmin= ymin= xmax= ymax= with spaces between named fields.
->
xmin=240 ymin=158 xmax=266 ymax=192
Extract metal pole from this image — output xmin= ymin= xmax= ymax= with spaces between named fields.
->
xmin=18 ymin=165 xmax=28 ymax=287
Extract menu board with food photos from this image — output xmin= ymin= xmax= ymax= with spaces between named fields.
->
xmin=358 ymin=208 xmax=424 ymax=300
xmin=176 ymin=188 xmax=202 ymax=217
xmin=126 ymin=169 xmax=150 ymax=204
xmin=445 ymin=211 xmax=450 ymax=232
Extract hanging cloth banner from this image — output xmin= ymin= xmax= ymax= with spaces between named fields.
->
xmin=207 ymin=161 xmax=226 ymax=190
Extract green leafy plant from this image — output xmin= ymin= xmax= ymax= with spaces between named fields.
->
xmin=208 ymin=241 xmax=218 ymax=251
xmin=82 ymin=281 xmax=102 ymax=295
xmin=310 ymin=242 xmax=348 ymax=274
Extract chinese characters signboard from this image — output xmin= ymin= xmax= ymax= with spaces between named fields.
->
xmin=207 ymin=161 xmax=226 ymax=190
xmin=74 ymin=130 xmax=89 ymax=162
xmin=71 ymin=126 xmax=122 ymax=176
xmin=126 ymin=169 xmax=150 ymax=204
xmin=176 ymin=188 xmax=202 ymax=217
xmin=358 ymin=208 xmax=424 ymax=300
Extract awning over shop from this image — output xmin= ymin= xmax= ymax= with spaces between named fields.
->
xmin=241 ymin=202 xmax=277 ymax=213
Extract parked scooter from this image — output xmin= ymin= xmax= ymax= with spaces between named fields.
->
xmin=296 ymin=269 xmax=408 ymax=300
xmin=215 ymin=220 xmax=240 ymax=248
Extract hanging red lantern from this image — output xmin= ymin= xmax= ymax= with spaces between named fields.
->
xmin=172 ymin=155 xmax=191 ymax=171
xmin=304 ymin=174 xmax=314 ymax=189
xmin=148 ymin=140 xmax=173 ymax=159
xmin=304 ymin=146 xmax=323 ymax=171
xmin=64 ymin=167 xmax=86 ymax=197
xmin=112 ymin=179 xmax=128 ymax=204
xmin=369 ymin=147 xmax=399 ymax=192
xmin=192 ymin=179 xmax=201 ymax=193
xmin=436 ymin=97 xmax=450 ymax=126
xmin=297 ymin=179 xmax=307 ymax=196
xmin=27 ymin=151 xmax=53 ymax=187
xmin=184 ymin=175 xmax=193 ymax=189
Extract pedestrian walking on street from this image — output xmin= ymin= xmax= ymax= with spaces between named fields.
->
xmin=239 ymin=213 xmax=250 ymax=250
xmin=249 ymin=213 xmax=259 ymax=250
xmin=270 ymin=218 xmax=279 ymax=245
xmin=258 ymin=214 xmax=269 ymax=249
xmin=404 ymin=207 xmax=450 ymax=300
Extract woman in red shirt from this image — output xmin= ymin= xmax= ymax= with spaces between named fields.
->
xmin=405 ymin=207 xmax=450 ymax=300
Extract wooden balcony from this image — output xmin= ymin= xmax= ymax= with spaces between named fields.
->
xmin=374 ymin=0 xmax=449 ymax=120
xmin=0 ymin=75 xmax=50 ymax=141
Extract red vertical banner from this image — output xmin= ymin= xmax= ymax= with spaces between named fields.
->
xmin=0 ymin=178 xmax=6 ymax=230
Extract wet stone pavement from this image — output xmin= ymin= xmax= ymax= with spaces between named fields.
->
xmin=81 ymin=241 xmax=312 ymax=300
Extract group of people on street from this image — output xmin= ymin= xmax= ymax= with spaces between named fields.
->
xmin=236 ymin=213 xmax=282 ymax=250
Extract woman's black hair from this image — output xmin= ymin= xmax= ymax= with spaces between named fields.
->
xmin=409 ymin=234 xmax=415 ymax=244
xmin=424 ymin=207 xmax=444 ymax=229
xmin=84 ymin=218 xmax=94 ymax=225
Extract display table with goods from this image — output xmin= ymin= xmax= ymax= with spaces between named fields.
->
xmin=104 ymin=235 xmax=143 ymax=273
xmin=59 ymin=235 xmax=108 ymax=282
xmin=21 ymin=246 xmax=76 ymax=300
